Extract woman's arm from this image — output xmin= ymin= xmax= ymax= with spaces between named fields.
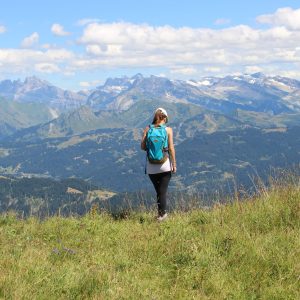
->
xmin=167 ymin=127 xmax=177 ymax=173
xmin=140 ymin=126 xmax=149 ymax=150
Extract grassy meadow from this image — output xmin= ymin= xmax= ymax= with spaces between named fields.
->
xmin=0 ymin=180 xmax=299 ymax=299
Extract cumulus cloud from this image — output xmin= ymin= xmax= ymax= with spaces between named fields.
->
xmin=76 ymin=21 xmax=300 ymax=70
xmin=0 ymin=48 xmax=74 ymax=75
xmin=51 ymin=23 xmax=71 ymax=36
xmin=0 ymin=25 xmax=6 ymax=34
xmin=257 ymin=7 xmax=300 ymax=31
xmin=21 ymin=32 xmax=39 ymax=48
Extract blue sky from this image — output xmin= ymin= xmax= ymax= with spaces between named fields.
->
xmin=1 ymin=0 xmax=300 ymax=90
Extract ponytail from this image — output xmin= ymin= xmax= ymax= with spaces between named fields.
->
xmin=152 ymin=110 xmax=166 ymax=124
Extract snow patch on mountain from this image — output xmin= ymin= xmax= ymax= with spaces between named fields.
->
xmin=102 ymin=85 xmax=128 ymax=94
xmin=186 ymin=80 xmax=211 ymax=87
xmin=267 ymin=78 xmax=295 ymax=93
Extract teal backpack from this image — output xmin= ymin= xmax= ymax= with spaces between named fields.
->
xmin=146 ymin=124 xmax=168 ymax=164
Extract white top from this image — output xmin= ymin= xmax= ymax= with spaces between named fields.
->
xmin=146 ymin=157 xmax=172 ymax=174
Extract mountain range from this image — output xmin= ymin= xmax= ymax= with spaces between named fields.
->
xmin=0 ymin=73 xmax=300 ymax=209
xmin=1 ymin=72 xmax=300 ymax=137
xmin=83 ymin=72 xmax=300 ymax=113
xmin=1 ymin=72 xmax=300 ymax=115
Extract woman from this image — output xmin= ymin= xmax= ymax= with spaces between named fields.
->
xmin=141 ymin=107 xmax=177 ymax=221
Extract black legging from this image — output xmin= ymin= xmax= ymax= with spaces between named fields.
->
xmin=149 ymin=171 xmax=172 ymax=216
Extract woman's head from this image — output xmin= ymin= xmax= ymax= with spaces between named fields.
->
xmin=152 ymin=107 xmax=168 ymax=124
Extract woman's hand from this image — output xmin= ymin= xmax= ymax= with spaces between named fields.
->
xmin=140 ymin=126 xmax=149 ymax=150
xmin=172 ymin=165 xmax=177 ymax=173
xmin=167 ymin=127 xmax=176 ymax=173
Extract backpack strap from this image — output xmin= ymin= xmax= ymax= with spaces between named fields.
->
xmin=162 ymin=125 xmax=168 ymax=149
xmin=144 ymin=153 xmax=148 ymax=174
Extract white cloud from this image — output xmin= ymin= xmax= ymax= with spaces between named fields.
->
xmin=85 ymin=44 xmax=102 ymax=55
xmin=204 ymin=66 xmax=221 ymax=73
xmin=71 ymin=19 xmax=300 ymax=81
xmin=0 ymin=25 xmax=6 ymax=34
xmin=170 ymin=66 xmax=198 ymax=75
xmin=277 ymin=70 xmax=300 ymax=78
xmin=51 ymin=23 xmax=71 ymax=36
xmin=0 ymin=48 xmax=74 ymax=75
xmin=21 ymin=32 xmax=39 ymax=48
xmin=263 ymin=26 xmax=292 ymax=40
xmin=45 ymin=48 xmax=74 ymax=61
xmin=79 ymin=81 xmax=91 ymax=87
xmin=86 ymin=44 xmax=123 ymax=56
xmin=76 ymin=22 xmax=299 ymax=68
xmin=257 ymin=7 xmax=300 ymax=31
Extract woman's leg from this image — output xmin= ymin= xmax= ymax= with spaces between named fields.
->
xmin=157 ymin=172 xmax=171 ymax=216
xmin=149 ymin=172 xmax=171 ymax=216
xmin=149 ymin=173 xmax=160 ymax=212
xmin=149 ymin=173 xmax=160 ymax=194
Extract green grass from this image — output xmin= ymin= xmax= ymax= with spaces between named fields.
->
xmin=0 ymin=183 xmax=299 ymax=299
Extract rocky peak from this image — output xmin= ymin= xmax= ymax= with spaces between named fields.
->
xmin=23 ymin=76 xmax=51 ymax=88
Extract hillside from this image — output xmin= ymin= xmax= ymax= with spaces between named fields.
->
xmin=0 ymin=182 xmax=299 ymax=299
xmin=0 ymin=97 xmax=56 ymax=137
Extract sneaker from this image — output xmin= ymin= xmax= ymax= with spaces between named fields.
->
xmin=157 ymin=213 xmax=168 ymax=222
